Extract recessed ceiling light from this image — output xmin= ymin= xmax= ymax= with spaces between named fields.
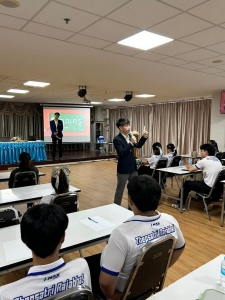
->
xmin=108 ymin=98 xmax=125 ymax=102
xmin=117 ymin=30 xmax=173 ymax=51
xmin=0 ymin=0 xmax=20 ymax=8
xmin=7 ymin=89 xmax=29 ymax=94
xmin=0 ymin=95 xmax=14 ymax=98
xmin=91 ymin=102 xmax=102 ymax=104
xmin=212 ymin=60 xmax=223 ymax=63
xmin=135 ymin=94 xmax=155 ymax=98
xmin=24 ymin=81 xmax=50 ymax=87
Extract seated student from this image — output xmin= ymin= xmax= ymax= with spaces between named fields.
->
xmin=208 ymin=139 xmax=219 ymax=155
xmin=0 ymin=204 xmax=91 ymax=299
xmin=99 ymin=175 xmax=185 ymax=299
xmin=8 ymin=152 xmax=39 ymax=188
xmin=40 ymin=165 xmax=70 ymax=204
xmin=163 ymin=143 xmax=177 ymax=166
xmin=138 ymin=142 xmax=162 ymax=176
xmin=172 ymin=143 xmax=222 ymax=211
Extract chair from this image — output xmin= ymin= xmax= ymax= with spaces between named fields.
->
xmin=46 ymin=285 xmax=93 ymax=300
xmin=0 ymin=207 xmax=19 ymax=228
xmin=52 ymin=192 xmax=79 ymax=214
xmin=187 ymin=169 xmax=225 ymax=220
xmin=163 ymin=156 xmax=182 ymax=190
xmin=121 ymin=235 xmax=175 ymax=300
xmin=12 ymin=171 xmax=37 ymax=188
xmin=28 ymin=136 xmax=36 ymax=141
xmin=151 ymin=158 xmax=168 ymax=183
xmin=0 ymin=137 xmax=11 ymax=142
xmin=216 ymin=152 xmax=223 ymax=161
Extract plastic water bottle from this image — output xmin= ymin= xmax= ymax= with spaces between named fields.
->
xmin=189 ymin=158 xmax=192 ymax=165
xmin=221 ymin=256 xmax=225 ymax=287
xmin=179 ymin=159 xmax=183 ymax=167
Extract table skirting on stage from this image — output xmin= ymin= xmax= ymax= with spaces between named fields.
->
xmin=0 ymin=141 xmax=47 ymax=164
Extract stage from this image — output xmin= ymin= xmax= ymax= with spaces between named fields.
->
xmin=0 ymin=151 xmax=117 ymax=170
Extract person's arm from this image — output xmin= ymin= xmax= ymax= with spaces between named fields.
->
xmin=8 ymin=170 xmax=16 ymax=188
xmin=134 ymin=135 xmax=148 ymax=149
xmin=50 ymin=120 xmax=54 ymax=132
xmin=61 ymin=120 xmax=63 ymax=131
xmin=169 ymin=248 xmax=185 ymax=267
xmin=114 ymin=138 xmax=134 ymax=158
xmin=186 ymin=164 xmax=198 ymax=172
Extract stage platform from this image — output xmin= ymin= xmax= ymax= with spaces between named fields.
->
xmin=0 ymin=151 xmax=117 ymax=170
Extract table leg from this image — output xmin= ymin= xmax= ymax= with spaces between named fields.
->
xmin=220 ymin=183 xmax=225 ymax=227
xmin=159 ymin=171 xmax=161 ymax=186
xmin=180 ymin=177 xmax=184 ymax=213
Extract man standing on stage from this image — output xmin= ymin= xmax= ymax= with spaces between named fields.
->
xmin=50 ymin=112 xmax=63 ymax=160
xmin=113 ymin=118 xmax=148 ymax=206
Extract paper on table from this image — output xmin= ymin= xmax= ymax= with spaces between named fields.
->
xmin=80 ymin=216 xmax=116 ymax=232
xmin=3 ymin=239 xmax=31 ymax=262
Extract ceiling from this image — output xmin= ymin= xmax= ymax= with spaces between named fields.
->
xmin=1 ymin=0 xmax=225 ymax=107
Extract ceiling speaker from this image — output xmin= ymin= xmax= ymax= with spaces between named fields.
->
xmin=0 ymin=0 xmax=20 ymax=7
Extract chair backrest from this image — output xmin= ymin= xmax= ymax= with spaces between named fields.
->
xmin=169 ymin=155 xmax=182 ymax=167
xmin=208 ymin=169 xmax=225 ymax=199
xmin=152 ymin=158 xmax=168 ymax=178
xmin=0 ymin=137 xmax=11 ymax=142
xmin=52 ymin=192 xmax=78 ymax=214
xmin=216 ymin=152 xmax=223 ymax=161
xmin=46 ymin=285 xmax=93 ymax=300
xmin=122 ymin=236 xmax=175 ymax=300
xmin=12 ymin=171 xmax=37 ymax=188
xmin=0 ymin=207 xmax=19 ymax=228
xmin=28 ymin=136 xmax=36 ymax=141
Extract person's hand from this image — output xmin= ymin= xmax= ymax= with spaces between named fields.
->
xmin=142 ymin=130 xmax=148 ymax=138
xmin=54 ymin=132 xmax=58 ymax=135
xmin=130 ymin=136 xmax=137 ymax=144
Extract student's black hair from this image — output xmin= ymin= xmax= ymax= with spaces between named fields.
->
xmin=18 ymin=152 xmax=32 ymax=169
xmin=21 ymin=204 xmax=68 ymax=258
xmin=152 ymin=142 xmax=162 ymax=155
xmin=167 ymin=143 xmax=177 ymax=156
xmin=200 ymin=144 xmax=215 ymax=156
xmin=55 ymin=112 xmax=60 ymax=116
xmin=127 ymin=175 xmax=161 ymax=212
xmin=209 ymin=140 xmax=219 ymax=153
xmin=116 ymin=118 xmax=130 ymax=129
xmin=51 ymin=169 xmax=69 ymax=195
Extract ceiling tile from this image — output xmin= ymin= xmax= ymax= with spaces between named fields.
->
xmin=22 ymin=22 xmax=74 ymax=40
xmin=0 ymin=0 xmax=48 ymax=19
xmin=157 ymin=57 xmax=188 ymax=66
xmin=149 ymin=13 xmax=212 ymax=39
xmin=197 ymin=67 xmax=223 ymax=74
xmin=197 ymin=55 xmax=225 ymax=67
xmin=103 ymin=43 xmax=141 ymax=55
xmin=67 ymin=34 xmax=112 ymax=49
xmin=80 ymin=19 xmax=140 ymax=42
xmin=160 ymin=0 xmax=208 ymax=10
xmin=213 ymin=64 xmax=225 ymax=71
xmin=0 ymin=14 xmax=27 ymax=30
xmin=134 ymin=52 xmax=168 ymax=61
xmin=180 ymin=63 xmax=208 ymax=70
xmin=33 ymin=2 xmax=100 ymax=32
xmin=215 ymin=72 xmax=225 ymax=77
xmin=150 ymin=41 xmax=198 ymax=56
xmin=175 ymin=49 xmax=220 ymax=62
xmin=206 ymin=41 xmax=225 ymax=55
xmin=107 ymin=0 xmax=180 ymax=29
xmin=180 ymin=26 xmax=225 ymax=47
xmin=56 ymin=0 xmax=129 ymax=16
xmin=189 ymin=0 xmax=225 ymax=25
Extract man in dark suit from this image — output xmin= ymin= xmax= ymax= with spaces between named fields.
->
xmin=113 ymin=118 xmax=148 ymax=206
xmin=50 ymin=112 xmax=63 ymax=160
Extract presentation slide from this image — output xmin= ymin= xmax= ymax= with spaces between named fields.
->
xmin=43 ymin=107 xmax=90 ymax=143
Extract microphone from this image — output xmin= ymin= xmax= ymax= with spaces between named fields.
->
xmin=128 ymin=132 xmax=133 ymax=139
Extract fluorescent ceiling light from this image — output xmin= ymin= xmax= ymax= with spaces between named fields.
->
xmin=0 ymin=95 xmax=14 ymax=98
xmin=118 ymin=30 xmax=173 ymax=51
xmin=108 ymin=98 xmax=125 ymax=102
xmin=135 ymin=94 xmax=155 ymax=98
xmin=24 ymin=81 xmax=50 ymax=87
xmin=7 ymin=89 xmax=29 ymax=94
xmin=91 ymin=102 xmax=102 ymax=104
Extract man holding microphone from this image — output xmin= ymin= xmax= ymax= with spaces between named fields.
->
xmin=113 ymin=118 xmax=148 ymax=206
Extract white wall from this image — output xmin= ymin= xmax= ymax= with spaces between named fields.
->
xmin=211 ymin=92 xmax=225 ymax=152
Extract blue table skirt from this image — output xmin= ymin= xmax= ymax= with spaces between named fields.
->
xmin=0 ymin=141 xmax=47 ymax=164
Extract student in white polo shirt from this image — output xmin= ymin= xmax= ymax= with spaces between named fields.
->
xmin=138 ymin=142 xmax=162 ymax=176
xmin=172 ymin=143 xmax=222 ymax=211
xmin=99 ymin=175 xmax=185 ymax=299
xmin=0 ymin=204 xmax=92 ymax=300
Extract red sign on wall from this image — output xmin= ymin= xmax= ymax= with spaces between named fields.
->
xmin=220 ymin=92 xmax=225 ymax=114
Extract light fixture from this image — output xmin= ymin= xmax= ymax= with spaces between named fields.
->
xmin=0 ymin=95 xmax=14 ymax=98
xmin=212 ymin=60 xmax=223 ymax=63
xmin=77 ymin=86 xmax=87 ymax=98
xmin=0 ymin=0 xmax=20 ymax=8
xmin=91 ymin=102 xmax=102 ymax=104
xmin=135 ymin=94 xmax=155 ymax=98
xmin=118 ymin=30 xmax=173 ymax=51
xmin=108 ymin=98 xmax=125 ymax=102
xmin=7 ymin=89 xmax=29 ymax=94
xmin=124 ymin=91 xmax=133 ymax=102
xmin=23 ymin=81 xmax=50 ymax=87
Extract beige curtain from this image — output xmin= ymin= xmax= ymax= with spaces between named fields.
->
xmin=109 ymin=99 xmax=211 ymax=156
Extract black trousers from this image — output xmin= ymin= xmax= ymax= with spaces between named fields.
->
xmin=179 ymin=180 xmax=211 ymax=206
xmin=52 ymin=138 xmax=62 ymax=159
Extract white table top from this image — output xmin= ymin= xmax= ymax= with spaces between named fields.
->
xmin=156 ymin=166 xmax=201 ymax=175
xmin=0 ymin=183 xmax=81 ymax=207
xmin=0 ymin=204 xmax=133 ymax=274
xmin=0 ymin=171 xmax=45 ymax=182
xmin=149 ymin=255 xmax=225 ymax=300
